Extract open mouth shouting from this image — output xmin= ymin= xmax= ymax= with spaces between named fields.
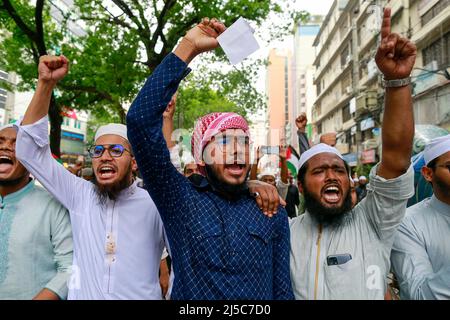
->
xmin=0 ymin=154 xmax=14 ymax=174
xmin=224 ymin=163 xmax=246 ymax=177
xmin=321 ymin=184 xmax=342 ymax=204
xmin=97 ymin=164 xmax=118 ymax=181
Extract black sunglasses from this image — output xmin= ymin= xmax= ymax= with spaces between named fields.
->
xmin=89 ymin=144 xmax=132 ymax=158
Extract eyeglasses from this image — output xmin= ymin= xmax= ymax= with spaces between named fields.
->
xmin=215 ymin=135 xmax=250 ymax=147
xmin=89 ymin=144 xmax=131 ymax=158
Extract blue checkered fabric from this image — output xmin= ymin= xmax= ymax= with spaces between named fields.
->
xmin=127 ymin=53 xmax=294 ymax=300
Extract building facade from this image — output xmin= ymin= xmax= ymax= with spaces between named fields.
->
xmin=311 ymin=0 xmax=449 ymax=169
xmin=266 ymin=48 xmax=294 ymax=146
xmin=293 ymin=16 xmax=323 ymax=147
xmin=60 ymin=110 xmax=88 ymax=164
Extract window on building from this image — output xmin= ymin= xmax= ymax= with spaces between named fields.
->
xmin=341 ymin=45 xmax=350 ymax=68
xmin=423 ymin=31 xmax=450 ymax=68
xmin=421 ymin=0 xmax=450 ymax=26
xmin=317 ymin=123 xmax=322 ymax=135
xmin=342 ymin=103 xmax=352 ymax=123
xmin=63 ymin=117 xmax=70 ymax=126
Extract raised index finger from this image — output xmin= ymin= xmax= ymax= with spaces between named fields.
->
xmin=381 ymin=7 xmax=391 ymax=39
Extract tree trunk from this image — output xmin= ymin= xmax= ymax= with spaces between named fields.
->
xmin=48 ymin=93 xmax=62 ymax=157
xmin=116 ymin=103 xmax=126 ymax=124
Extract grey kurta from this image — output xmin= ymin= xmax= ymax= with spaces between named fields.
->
xmin=391 ymin=195 xmax=450 ymax=299
xmin=290 ymin=164 xmax=414 ymax=299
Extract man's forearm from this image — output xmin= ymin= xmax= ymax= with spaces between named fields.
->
xmin=163 ymin=117 xmax=175 ymax=148
xmin=22 ymin=80 xmax=54 ymax=125
xmin=173 ymin=38 xmax=198 ymax=65
xmin=280 ymin=158 xmax=288 ymax=184
xmin=249 ymin=158 xmax=260 ymax=180
xmin=379 ymin=85 xmax=414 ymax=179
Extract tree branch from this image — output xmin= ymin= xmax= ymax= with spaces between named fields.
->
xmin=1 ymin=0 xmax=37 ymax=42
xmin=111 ymin=0 xmax=143 ymax=32
xmin=34 ymin=0 xmax=47 ymax=55
xmin=59 ymin=83 xmax=113 ymax=101
xmin=131 ymin=0 xmax=151 ymax=38
xmin=150 ymin=0 xmax=177 ymax=48
xmin=78 ymin=15 xmax=133 ymax=30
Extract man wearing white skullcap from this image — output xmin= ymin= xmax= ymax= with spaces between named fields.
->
xmin=391 ymin=134 xmax=450 ymax=299
xmin=14 ymin=55 xmax=170 ymax=299
xmin=289 ymin=7 xmax=415 ymax=299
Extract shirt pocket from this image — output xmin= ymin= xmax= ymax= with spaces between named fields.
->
xmin=189 ymin=222 xmax=225 ymax=271
xmin=244 ymin=224 xmax=276 ymax=271
xmin=324 ymin=258 xmax=365 ymax=299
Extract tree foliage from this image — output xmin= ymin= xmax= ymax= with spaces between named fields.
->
xmin=1 ymin=0 xmax=306 ymax=154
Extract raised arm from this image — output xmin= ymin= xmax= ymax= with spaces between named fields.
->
xmin=279 ymin=145 xmax=288 ymax=184
xmin=375 ymin=8 xmax=416 ymax=179
xmin=22 ymin=56 xmax=69 ymax=125
xmin=249 ymin=147 xmax=262 ymax=180
xmin=126 ymin=18 xmax=226 ymax=221
xmin=162 ymin=93 xmax=177 ymax=149
xmin=15 ymin=56 xmax=91 ymax=212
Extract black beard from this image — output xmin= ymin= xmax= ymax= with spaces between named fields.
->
xmin=303 ymin=185 xmax=353 ymax=227
xmin=94 ymin=168 xmax=133 ymax=205
xmin=0 ymin=174 xmax=30 ymax=186
xmin=434 ymin=175 xmax=450 ymax=198
xmin=205 ymin=165 xmax=249 ymax=201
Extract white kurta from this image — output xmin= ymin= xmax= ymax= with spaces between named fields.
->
xmin=15 ymin=116 xmax=166 ymax=300
xmin=391 ymin=195 xmax=450 ymax=299
xmin=290 ymin=164 xmax=414 ymax=299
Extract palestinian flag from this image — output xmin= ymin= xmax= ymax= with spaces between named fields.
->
xmin=286 ymin=145 xmax=300 ymax=177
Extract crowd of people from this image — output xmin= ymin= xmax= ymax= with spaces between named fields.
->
xmin=0 ymin=8 xmax=448 ymax=300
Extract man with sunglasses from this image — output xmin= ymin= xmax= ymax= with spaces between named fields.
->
xmin=127 ymin=18 xmax=293 ymax=299
xmin=391 ymin=135 xmax=450 ymax=299
xmin=14 ymin=55 xmax=168 ymax=299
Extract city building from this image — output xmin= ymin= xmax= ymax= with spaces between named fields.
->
xmin=293 ymin=15 xmax=323 ymax=146
xmin=310 ymin=0 xmax=449 ymax=169
xmin=266 ymin=48 xmax=294 ymax=147
xmin=60 ymin=109 xmax=89 ymax=164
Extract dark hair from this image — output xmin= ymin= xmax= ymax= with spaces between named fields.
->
xmin=297 ymin=158 xmax=350 ymax=186
xmin=427 ymin=158 xmax=438 ymax=170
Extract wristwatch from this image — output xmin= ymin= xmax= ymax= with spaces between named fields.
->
xmin=382 ymin=76 xmax=411 ymax=88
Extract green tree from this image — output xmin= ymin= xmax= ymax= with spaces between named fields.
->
xmin=0 ymin=0 xmax=65 ymax=155
xmin=1 ymin=0 xmax=306 ymax=155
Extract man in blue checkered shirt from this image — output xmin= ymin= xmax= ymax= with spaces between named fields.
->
xmin=127 ymin=18 xmax=294 ymax=300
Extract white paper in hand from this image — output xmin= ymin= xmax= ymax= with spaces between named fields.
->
xmin=217 ymin=17 xmax=260 ymax=65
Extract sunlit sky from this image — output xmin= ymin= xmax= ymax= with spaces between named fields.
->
xmin=250 ymin=0 xmax=334 ymax=110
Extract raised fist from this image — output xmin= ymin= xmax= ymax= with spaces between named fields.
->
xmin=38 ymin=55 xmax=69 ymax=83
xmin=320 ymin=132 xmax=337 ymax=147
xmin=295 ymin=113 xmax=307 ymax=131
xmin=183 ymin=18 xmax=227 ymax=56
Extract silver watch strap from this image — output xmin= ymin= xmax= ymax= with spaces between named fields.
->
xmin=382 ymin=76 xmax=411 ymax=88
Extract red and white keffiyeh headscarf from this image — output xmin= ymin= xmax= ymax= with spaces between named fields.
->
xmin=191 ymin=112 xmax=250 ymax=173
